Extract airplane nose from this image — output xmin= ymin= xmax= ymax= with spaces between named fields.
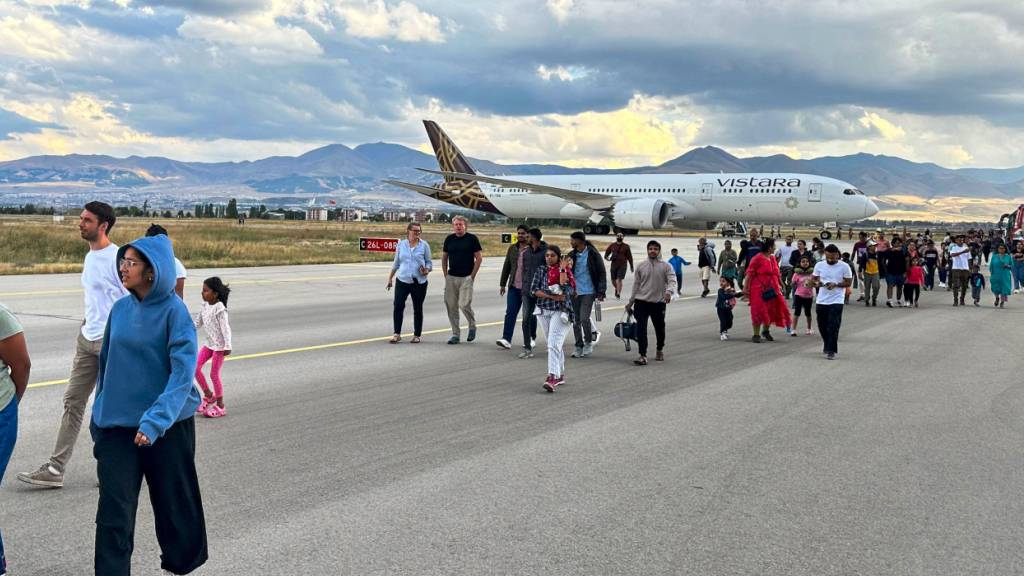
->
xmin=865 ymin=198 xmax=879 ymax=218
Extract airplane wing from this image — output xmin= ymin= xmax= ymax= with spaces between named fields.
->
xmin=383 ymin=179 xmax=455 ymax=199
xmin=416 ymin=168 xmax=615 ymax=209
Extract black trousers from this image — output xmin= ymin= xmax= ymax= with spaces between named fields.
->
xmin=633 ymin=300 xmax=666 ymax=357
xmin=815 ymin=304 xmax=844 ymax=354
xmin=717 ymin=308 xmax=733 ymax=334
xmin=904 ymin=284 xmax=920 ymax=305
xmin=93 ymin=417 xmax=208 ymax=576
xmin=393 ymin=278 xmax=427 ymax=336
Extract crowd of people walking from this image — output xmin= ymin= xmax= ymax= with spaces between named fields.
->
xmin=1 ymin=201 xmax=1020 ymax=574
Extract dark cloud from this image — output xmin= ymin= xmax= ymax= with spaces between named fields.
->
xmin=0 ymin=108 xmax=61 ymax=139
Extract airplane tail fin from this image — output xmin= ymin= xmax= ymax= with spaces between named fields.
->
xmin=424 ymin=120 xmax=478 ymax=181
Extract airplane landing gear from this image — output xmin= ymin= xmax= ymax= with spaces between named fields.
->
xmin=584 ymin=224 xmax=612 ymax=235
xmin=820 ymin=230 xmax=833 ymax=240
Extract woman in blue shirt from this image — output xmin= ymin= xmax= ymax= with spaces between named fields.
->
xmin=388 ymin=221 xmax=433 ymax=343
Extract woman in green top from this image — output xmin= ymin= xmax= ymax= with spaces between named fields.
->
xmin=718 ymin=240 xmax=739 ymax=280
xmin=0 ymin=303 xmax=31 ymax=575
xmin=989 ymin=243 xmax=1013 ymax=307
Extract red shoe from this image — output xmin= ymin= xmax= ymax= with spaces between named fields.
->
xmin=542 ymin=375 xmax=557 ymax=393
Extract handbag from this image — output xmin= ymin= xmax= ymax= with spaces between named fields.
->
xmin=761 ymin=287 xmax=778 ymax=301
xmin=614 ymin=311 xmax=638 ymax=351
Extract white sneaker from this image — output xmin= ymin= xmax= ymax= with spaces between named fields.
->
xmin=1015 ymin=289 xmax=1020 ymax=295
xmin=496 ymin=339 xmax=511 ymax=350
xmin=582 ymin=343 xmax=594 ymax=356
xmin=720 ymin=333 xmax=728 ymax=341
xmin=571 ymin=347 xmax=583 ymax=358
xmin=530 ymin=338 xmax=536 ymax=349
xmin=517 ymin=348 xmax=534 ymax=359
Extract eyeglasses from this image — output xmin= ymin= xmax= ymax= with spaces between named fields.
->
xmin=410 ymin=229 xmax=422 ymax=234
xmin=119 ymin=258 xmax=143 ymax=270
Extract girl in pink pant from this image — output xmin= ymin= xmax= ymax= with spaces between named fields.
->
xmin=194 ymin=277 xmax=232 ymax=418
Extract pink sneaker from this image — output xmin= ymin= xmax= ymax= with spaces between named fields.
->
xmin=196 ymin=396 xmax=214 ymax=414
xmin=543 ymin=375 xmax=557 ymax=393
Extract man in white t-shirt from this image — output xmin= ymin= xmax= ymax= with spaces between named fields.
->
xmin=948 ymin=234 xmax=972 ymax=306
xmin=775 ymin=235 xmax=797 ymax=299
xmin=146 ymin=224 xmax=187 ymax=298
xmin=19 ymin=202 xmax=129 ymax=489
xmin=812 ymin=244 xmax=853 ymax=360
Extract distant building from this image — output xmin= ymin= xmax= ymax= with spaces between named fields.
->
xmin=306 ymin=207 xmax=328 ymax=221
xmin=339 ymin=208 xmax=367 ymax=221
xmin=383 ymin=210 xmax=401 ymax=222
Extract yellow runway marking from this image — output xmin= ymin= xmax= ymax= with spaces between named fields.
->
xmin=26 ymin=297 xmax=700 ymax=389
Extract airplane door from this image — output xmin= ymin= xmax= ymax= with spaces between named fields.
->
xmin=701 ymin=182 xmax=713 ymax=201
xmin=570 ymin=183 xmax=581 ymax=192
xmin=809 ymin=183 xmax=822 ymax=202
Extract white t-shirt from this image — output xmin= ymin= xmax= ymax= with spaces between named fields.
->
xmin=174 ymin=257 xmax=187 ymax=279
xmin=950 ymin=243 xmax=971 ymax=270
xmin=813 ymin=260 xmax=852 ymax=305
xmin=81 ymin=244 xmax=129 ymax=341
xmin=776 ymin=244 xmax=797 ymax=268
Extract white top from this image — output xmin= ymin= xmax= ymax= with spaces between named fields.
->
xmin=775 ymin=244 xmax=797 ymax=267
xmin=194 ymin=301 xmax=232 ymax=351
xmin=81 ymin=244 xmax=129 ymax=341
xmin=950 ymin=243 xmax=971 ymax=270
xmin=813 ymin=260 xmax=852 ymax=305
xmin=174 ymin=257 xmax=187 ymax=279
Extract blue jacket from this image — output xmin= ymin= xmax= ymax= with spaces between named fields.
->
xmin=92 ymin=235 xmax=200 ymax=443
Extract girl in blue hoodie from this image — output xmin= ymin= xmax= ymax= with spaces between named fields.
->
xmin=91 ymin=234 xmax=208 ymax=576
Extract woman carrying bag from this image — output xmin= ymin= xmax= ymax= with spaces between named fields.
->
xmin=744 ymin=237 xmax=792 ymax=343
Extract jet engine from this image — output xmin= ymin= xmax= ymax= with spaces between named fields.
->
xmin=611 ymin=198 xmax=671 ymax=230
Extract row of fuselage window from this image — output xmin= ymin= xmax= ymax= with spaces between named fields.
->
xmin=502 ymin=187 xmax=800 ymax=195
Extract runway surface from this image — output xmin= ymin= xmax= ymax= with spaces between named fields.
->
xmin=2 ymin=236 xmax=1023 ymax=575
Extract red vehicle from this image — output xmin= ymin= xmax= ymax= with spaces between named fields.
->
xmin=998 ymin=204 xmax=1024 ymax=242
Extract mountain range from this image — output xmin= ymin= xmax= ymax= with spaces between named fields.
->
xmin=2 ymin=142 xmax=1023 ymax=221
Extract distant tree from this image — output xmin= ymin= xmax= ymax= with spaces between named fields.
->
xmin=203 ymin=204 xmax=214 ymax=218
xmin=142 ymin=199 xmax=149 ymax=214
xmin=177 ymin=210 xmax=185 ymax=219
xmin=162 ymin=210 xmax=173 ymax=218
xmin=226 ymin=198 xmax=238 ymax=219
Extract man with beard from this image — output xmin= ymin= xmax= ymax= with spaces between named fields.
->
xmin=19 ymin=202 xmax=128 ymax=489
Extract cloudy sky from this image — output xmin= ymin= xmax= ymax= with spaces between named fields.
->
xmin=0 ymin=0 xmax=1022 ymax=168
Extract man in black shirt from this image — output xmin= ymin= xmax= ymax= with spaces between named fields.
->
xmin=442 ymin=216 xmax=483 ymax=344
xmin=882 ymin=236 xmax=907 ymax=307
xmin=737 ymin=229 xmax=763 ymax=290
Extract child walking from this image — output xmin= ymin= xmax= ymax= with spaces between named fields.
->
xmin=905 ymin=258 xmax=924 ymax=307
xmin=715 ymin=276 xmax=737 ymax=340
xmin=195 ymin=277 xmax=232 ymax=418
xmin=968 ymin=265 xmax=986 ymax=307
xmin=790 ymin=255 xmax=816 ymax=335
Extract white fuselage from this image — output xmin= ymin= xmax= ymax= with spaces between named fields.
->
xmin=483 ymin=173 xmax=877 ymax=225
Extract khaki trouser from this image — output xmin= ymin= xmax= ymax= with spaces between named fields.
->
xmin=444 ymin=275 xmax=476 ymax=337
xmin=51 ymin=332 xmax=103 ymax=472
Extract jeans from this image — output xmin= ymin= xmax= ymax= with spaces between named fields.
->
xmin=521 ymin=294 xmax=538 ymax=349
xmin=501 ymin=287 xmax=523 ymax=343
xmin=1014 ymin=263 xmax=1024 ymax=290
xmin=572 ymin=294 xmax=596 ymax=347
xmin=939 ymin=267 xmax=948 ymax=285
xmin=925 ymin=264 xmax=936 ymax=289
xmin=815 ymin=303 xmax=844 ymax=354
xmin=93 ymin=418 xmax=208 ymax=576
xmin=536 ymin=309 xmax=569 ymax=377
xmin=633 ymin=300 xmax=666 ymax=357
xmin=0 ymin=398 xmax=18 ymax=574
xmin=394 ymin=278 xmax=428 ymax=336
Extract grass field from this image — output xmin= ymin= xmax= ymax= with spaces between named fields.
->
xmin=0 ymin=215 xmax=865 ymax=275
xmin=0 ymin=217 xmax=605 ymax=275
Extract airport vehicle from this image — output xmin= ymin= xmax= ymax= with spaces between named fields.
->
xmin=386 ymin=121 xmax=879 ymax=235
xmin=998 ymin=204 xmax=1024 ymax=241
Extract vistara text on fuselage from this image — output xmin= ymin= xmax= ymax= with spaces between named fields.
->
xmin=384 ymin=121 xmax=879 ymax=234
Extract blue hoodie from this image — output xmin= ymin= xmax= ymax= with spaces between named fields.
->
xmin=92 ymin=235 xmax=200 ymax=443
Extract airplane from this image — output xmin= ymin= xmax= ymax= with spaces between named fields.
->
xmin=385 ymin=121 xmax=879 ymax=238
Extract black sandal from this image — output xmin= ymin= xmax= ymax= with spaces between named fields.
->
xmin=633 ymin=357 xmax=648 ymax=366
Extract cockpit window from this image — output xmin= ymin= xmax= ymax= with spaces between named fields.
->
xmin=844 ymin=189 xmax=855 ymax=195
